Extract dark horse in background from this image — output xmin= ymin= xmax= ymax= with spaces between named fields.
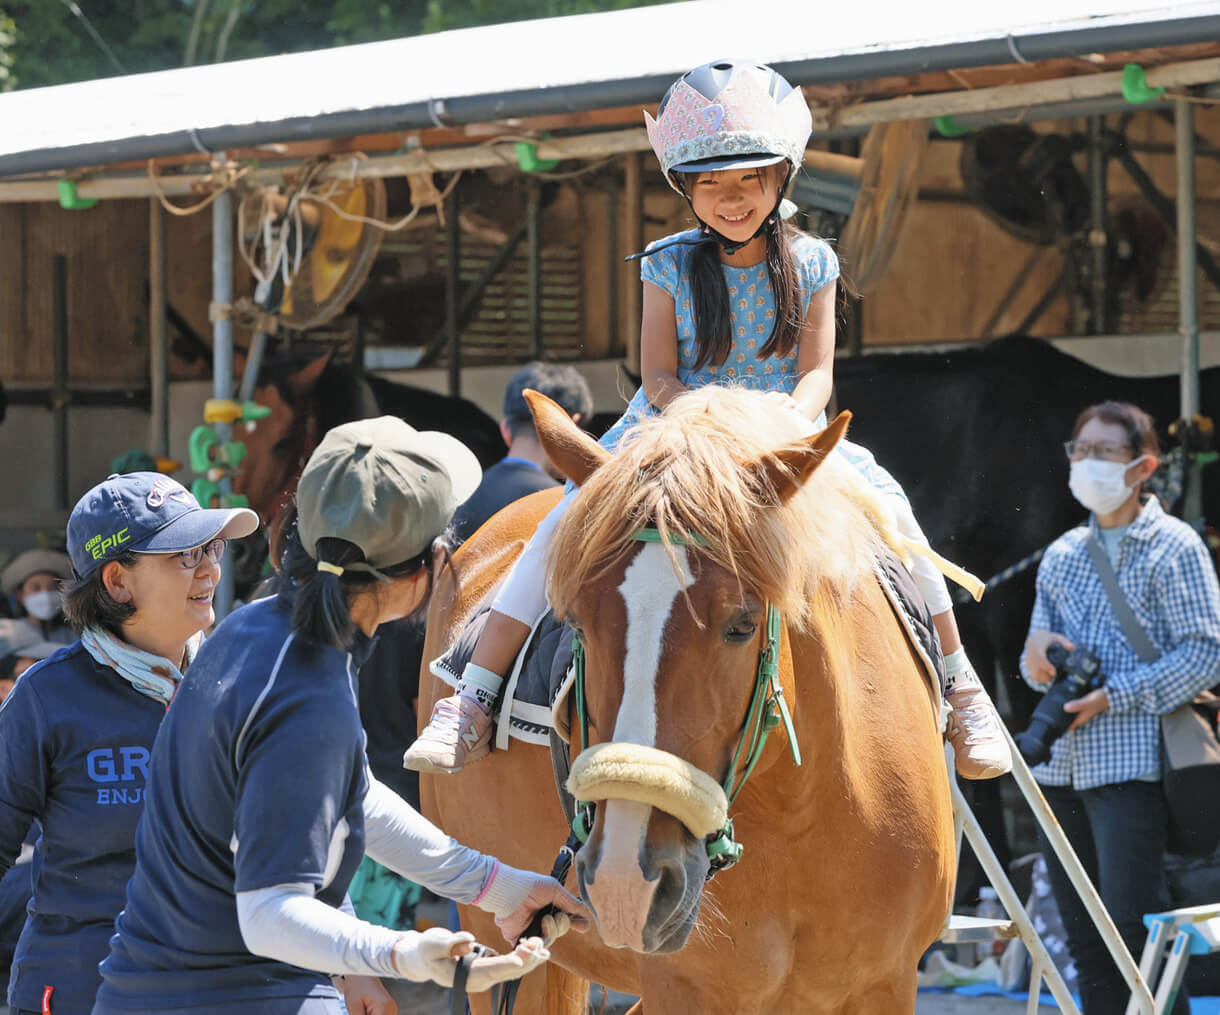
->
xmin=234 ymin=350 xmax=503 ymax=528
xmin=835 ymin=335 xmax=1220 ymax=895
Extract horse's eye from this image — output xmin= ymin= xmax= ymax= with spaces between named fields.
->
xmin=725 ymin=616 xmax=758 ymax=643
xmin=270 ymin=437 xmax=296 ymax=459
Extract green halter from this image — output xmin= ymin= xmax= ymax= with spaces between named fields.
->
xmin=569 ymin=527 xmax=802 ymax=874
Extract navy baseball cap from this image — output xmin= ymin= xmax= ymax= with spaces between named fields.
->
xmin=66 ymin=472 xmax=259 ymax=579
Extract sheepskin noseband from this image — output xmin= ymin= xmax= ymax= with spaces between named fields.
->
xmin=566 ymin=741 xmax=729 ymax=839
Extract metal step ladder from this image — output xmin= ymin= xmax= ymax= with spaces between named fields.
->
xmin=943 ymin=774 xmax=1080 ymax=1015
xmin=1124 ymin=902 xmax=1220 ymax=1015
xmin=939 ymin=728 xmax=1160 ymax=1014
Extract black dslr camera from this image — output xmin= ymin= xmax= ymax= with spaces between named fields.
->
xmin=1014 ymin=643 xmax=1105 ymax=766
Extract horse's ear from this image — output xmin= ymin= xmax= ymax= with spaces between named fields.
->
xmin=754 ymin=410 xmax=852 ymax=504
xmin=287 ymin=351 xmax=333 ymax=400
xmin=525 ymin=389 xmax=610 ymax=487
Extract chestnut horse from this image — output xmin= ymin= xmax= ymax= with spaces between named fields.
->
xmin=418 ymin=387 xmax=955 ymax=1013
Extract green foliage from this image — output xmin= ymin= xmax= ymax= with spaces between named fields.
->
xmin=4 ymin=0 xmax=674 ymax=91
xmin=0 ymin=9 xmax=15 ymax=92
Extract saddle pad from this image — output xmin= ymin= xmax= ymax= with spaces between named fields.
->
xmin=430 ymin=545 xmax=948 ymax=749
xmin=430 ymin=601 xmax=575 ymax=748
xmin=875 ymin=545 xmax=948 ymax=730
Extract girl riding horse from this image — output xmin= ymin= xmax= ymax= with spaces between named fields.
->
xmin=407 ymin=60 xmax=1009 ymax=782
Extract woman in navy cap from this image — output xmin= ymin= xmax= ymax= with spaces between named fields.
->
xmin=0 ymin=472 xmax=258 ymax=1015
xmin=94 ymin=418 xmax=586 ymax=1015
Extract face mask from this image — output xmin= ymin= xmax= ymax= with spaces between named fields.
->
xmin=1069 ymin=457 xmax=1147 ymax=515
xmin=22 ymin=589 xmax=62 ymax=622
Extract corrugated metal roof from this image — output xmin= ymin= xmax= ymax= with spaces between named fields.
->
xmin=1 ymin=0 xmax=1218 ymax=175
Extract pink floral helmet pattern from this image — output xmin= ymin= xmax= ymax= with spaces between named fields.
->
xmin=645 ymin=61 xmax=812 ymax=191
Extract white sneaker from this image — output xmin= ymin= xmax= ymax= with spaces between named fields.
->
xmin=945 ymin=682 xmax=1013 ymax=780
xmin=403 ymin=694 xmax=493 ymax=774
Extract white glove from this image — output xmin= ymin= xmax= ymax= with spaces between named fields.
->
xmin=474 ymin=863 xmax=590 ymax=945
xmin=390 ymin=926 xmax=549 ymax=991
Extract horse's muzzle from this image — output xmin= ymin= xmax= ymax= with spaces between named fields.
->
xmin=569 ymin=742 xmax=720 ymax=952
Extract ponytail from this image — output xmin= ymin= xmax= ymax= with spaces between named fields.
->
xmin=277 ymin=504 xmax=456 ymax=651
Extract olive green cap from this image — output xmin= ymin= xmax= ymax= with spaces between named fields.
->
xmin=296 ymin=416 xmax=481 ymax=575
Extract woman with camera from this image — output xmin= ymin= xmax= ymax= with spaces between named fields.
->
xmin=1020 ymin=400 xmax=1220 ymax=1015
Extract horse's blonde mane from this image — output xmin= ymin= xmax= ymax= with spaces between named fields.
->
xmin=547 ymin=387 xmax=901 ymax=632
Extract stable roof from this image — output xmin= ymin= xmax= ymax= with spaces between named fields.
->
xmin=2 ymin=0 xmax=1219 ymax=176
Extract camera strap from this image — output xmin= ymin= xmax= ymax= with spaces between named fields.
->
xmin=1084 ymin=536 xmax=1160 ymax=663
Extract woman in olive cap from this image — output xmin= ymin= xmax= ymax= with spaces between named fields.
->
xmin=95 ymin=417 xmax=586 ymax=1015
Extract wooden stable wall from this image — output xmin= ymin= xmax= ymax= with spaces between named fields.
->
xmin=3 ymin=105 xmax=1220 ymax=387
xmin=862 ymin=105 xmax=1220 ymax=345
xmin=0 ymin=199 xmax=226 ymax=385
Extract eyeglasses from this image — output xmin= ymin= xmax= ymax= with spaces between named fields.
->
xmin=176 ymin=539 xmax=227 ymax=570
xmin=1063 ymin=440 xmax=1133 ymax=463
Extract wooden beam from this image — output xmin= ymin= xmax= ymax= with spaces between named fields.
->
xmin=0 ymin=128 xmax=655 ymax=203
xmin=824 ymin=56 xmax=1220 ymax=129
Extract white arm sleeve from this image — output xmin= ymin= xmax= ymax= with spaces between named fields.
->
xmin=236 ymin=882 xmax=405 ymax=977
xmin=363 ymin=776 xmax=495 ymax=905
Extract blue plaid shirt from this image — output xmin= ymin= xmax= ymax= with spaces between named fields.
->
xmin=1020 ymin=497 xmax=1220 ymax=790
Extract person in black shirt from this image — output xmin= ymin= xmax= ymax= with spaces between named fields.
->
xmin=451 ymin=362 xmax=593 ymax=542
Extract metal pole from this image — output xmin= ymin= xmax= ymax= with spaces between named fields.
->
xmin=1087 ymin=116 xmax=1108 ymax=335
xmin=528 ymin=179 xmax=543 ymax=360
xmin=624 ymin=153 xmax=644 ymax=376
xmin=212 ymin=186 xmax=235 ymax=620
xmin=607 ymin=172 xmax=619 ymax=356
xmin=445 ymin=182 xmax=462 ymax=398
xmin=51 ymin=255 xmax=69 ymax=510
xmin=1176 ymin=99 xmax=1203 ymax=525
xmin=148 ymin=199 xmax=169 ymax=457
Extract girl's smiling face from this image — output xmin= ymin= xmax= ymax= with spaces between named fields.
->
xmin=686 ymin=165 xmax=782 ymax=243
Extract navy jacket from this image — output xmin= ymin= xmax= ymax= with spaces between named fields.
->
xmin=0 ymin=643 xmax=165 ymax=1014
xmin=96 ymin=596 xmax=367 ymax=1009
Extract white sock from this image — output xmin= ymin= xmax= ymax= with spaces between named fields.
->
xmin=459 ymin=663 xmax=504 ymax=716
xmin=943 ymin=647 xmax=979 ymax=694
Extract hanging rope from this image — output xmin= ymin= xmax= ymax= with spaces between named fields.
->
xmin=147 ymin=158 xmax=252 ymax=217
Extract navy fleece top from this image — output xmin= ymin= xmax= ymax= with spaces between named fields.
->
xmin=95 ymin=596 xmax=368 ymax=1009
xmin=0 ymin=642 xmax=165 ymax=1013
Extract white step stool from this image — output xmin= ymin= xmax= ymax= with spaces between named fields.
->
xmin=1124 ymin=902 xmax=1220 ymax=1015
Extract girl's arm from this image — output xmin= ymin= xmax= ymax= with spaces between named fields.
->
xmin=640 ymin=282 xmax=688 ymax=411
xmin=789 ymin=281 xmax=837 ymax=422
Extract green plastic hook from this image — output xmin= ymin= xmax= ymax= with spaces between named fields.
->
xmin=1122 ymin=63 xmax=1166 ymax=105
xmin=189 ymin=425 xmax=219 ymax=474
xmin=934 ymin=115 xmax=970 ymax=139
xmin=191 ymin=477 xmax=220 ymax=509
xmin=57 ymin=179 xmax=98 ymax=211
xmin=515 ymin=140 xmax=559 ymax=173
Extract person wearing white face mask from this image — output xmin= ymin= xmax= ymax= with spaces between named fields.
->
xmin=1 ymin=549 xmax=74 ymax=646
xmin=1020 ymin=400 xmax=1220 ymax=1015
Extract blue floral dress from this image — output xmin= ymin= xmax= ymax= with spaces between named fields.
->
xmin=600 ymin=228 xmax=902 ymax=500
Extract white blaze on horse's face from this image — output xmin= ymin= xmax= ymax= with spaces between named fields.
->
xmin=613 ymin=541 xmax=694 ymax=745
xmin=589 ymin=541 xmax=694 ymax=950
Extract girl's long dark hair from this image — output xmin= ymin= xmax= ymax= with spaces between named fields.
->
xmin=275 ymin=504 xmax=452 ymax=651
xmin=676 ymin=165 xmax=803 ymax=370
